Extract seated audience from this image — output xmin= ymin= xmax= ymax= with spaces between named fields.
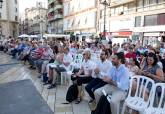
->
xmin=48 ymin=47 xmax=72 ymax=89
xmin=85 ymin=49 xmax=112 ymax=103
xmin=94 ymin=52 xmax=130 ymax=114
xmin=73 ymin=50 xmax=94 ymax=104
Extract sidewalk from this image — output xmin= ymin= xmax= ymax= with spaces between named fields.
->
xmin=0 ymin=52 xmax=91 ymax=114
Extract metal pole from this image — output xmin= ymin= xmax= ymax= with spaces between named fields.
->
xmin=41 ymin=21 xmax=43 ymax=39
xmin=103 ymin=1 xmax=106 ymax=38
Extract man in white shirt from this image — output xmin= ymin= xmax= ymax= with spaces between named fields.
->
xmin=85 ymin=49 xmax=112 ymax=103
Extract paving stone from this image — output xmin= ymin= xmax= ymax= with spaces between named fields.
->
xmin=0 ymin=79 xmax=54 ymax=114
xmin=0 ymin=54 xmax=91 ymax=114
xmin=55 ymin=105 xmax=72 ymax=113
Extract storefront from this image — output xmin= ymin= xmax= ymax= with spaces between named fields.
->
xmin=111 ymin=31 xmax=132 ymax=45
xmin=133 ymin=25 xmax=165 ymax=46
xmin=109 ymin=17 xmax=134 ymax=44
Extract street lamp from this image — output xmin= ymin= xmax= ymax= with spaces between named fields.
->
xmin=0 ymin=0 xmax=3 ymax=40
xmin=99 ymin=0 xmax=110 ymax=39
xmin=40 ymin=20 xmax=44 ymax=39
xmin=0 ymin=0 xmax=3 ymax=8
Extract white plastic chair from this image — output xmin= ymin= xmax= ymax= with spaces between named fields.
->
xmin=60 ymin=55 xmax=83 ymax=85
xmin=143 ymin=83 xmax=165 ymax=114
xmin=73 ymin=54 xmax=83 ymax=64
xmin=121 ymin=76 xmax=155 ymax=114
xmin=60 ymin=64 xmax=74 ymax=86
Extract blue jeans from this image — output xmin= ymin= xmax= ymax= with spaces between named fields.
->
xmin=28 ymin=57 xmax=38 ymax=66
xmin=85 ymin=78 xmax=107 ymax=100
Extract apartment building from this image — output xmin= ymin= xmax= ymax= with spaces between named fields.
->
xmin=103 ymin=0 xmax=165 ymax=45
xmin=0 ymin=0 xmax=19 ymax=39
xmin=24 ymin=2 xmax=47 ymax=37
xmin=47 ymin=0 xmax=63 ymax=34
xmin=63 ymin=0 xmax=99 ymax=36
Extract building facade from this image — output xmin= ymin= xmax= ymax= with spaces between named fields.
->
xmin=47 ymin=0 xmax=63 ymax=34
xmin=22 ymin=2 xmax=47 ymax=37
xmin=63 ymin=0 xmax=99 ymax=35
xmin=102 ymin=0 xmax=165 ymax=45
xmin=0 ymin=0 xmax=19 ymax=39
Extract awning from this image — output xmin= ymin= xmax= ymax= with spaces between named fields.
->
xmin=100 ymin=32 xmax=111 ymax=36
xmin=144 ymin=32 xmax=160 ymax=37
xmin=29 ymin=35 xmax=38 ymax=38
xmin=18 ymin=34 xmax=29 ymax=38
xmin=43 ymin=34 xmax=70 ymax=39
xmin=110 ymin=0 xmax=135 ymax=7
xmin=112 ymin=31 xmax=132 ymax=37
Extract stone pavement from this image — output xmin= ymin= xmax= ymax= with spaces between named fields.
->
xmin=0 ymin=52 xmax=91 ymax=114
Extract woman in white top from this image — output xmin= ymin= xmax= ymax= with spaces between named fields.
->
xmin=48 ymin=47 xmax=72 ymax=89
xmin=74 ymin=50 xmax=94 ymax=104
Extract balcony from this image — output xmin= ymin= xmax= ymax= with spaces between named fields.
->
xmin=48 ymin=0 xmax=54 ymax=4
xmin=48 ymin=16 xmax=54 ymax=21
xmin=54 ymin=14 xmax=63 ymax=20
xmin=110 ymin=0 xmax=135 ymax=7
xmin=48 ymin=14 xmax=63 ymax=21
xmin=48 ymin=7 xmax=54 ymax=13
xmin=54 ymin=4 xmax=63 ymax=11
xmin=137 ymin=2 xmax=165 ymax=13
xmin=54 ymin=0 xmax=63 ymax=4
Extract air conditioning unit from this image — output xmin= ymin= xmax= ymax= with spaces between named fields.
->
xmin=118 ymin=11 xmax=124 ymax=15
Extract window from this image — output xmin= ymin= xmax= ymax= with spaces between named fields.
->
xmin=118 ymin=6 xmax=124 ymax=13
xmin=123 ymin=4 xmax=128 ymax=11
xmin=149 ymin=0 xmax=157 ymax=4
xmin=15 ymin=0 xmax=17 ymax=4
xmin=144 ymin=0 xmax=150 ymax=6
xmin=115 ymin=7 xmax=119 ymax=14
xmin=15 ymin=8 xmax=17 ymax=12
xmin=110 ymin=8 xmax=115 ymax=15
xmin=100 ymin=10 xmax=104 ymax=18
xmin=135 ymin=16 xmax=141 ymax=27
xmin=144 ymin=14 xmax=158 ymax=26
xmin=128 ymin=2 xmax=134 ymax=9
xmin=15 ymin=16 xmax=18 ymax=21
xmin=157 ymin=0 xmax=165 ymax=3
xmin=137 ymin=0 xmax=143 ymax=7
xmin=158 ymin=13 xmax=165 ymax=25
xmin=85 ymin=17 xmax=87 ymax=24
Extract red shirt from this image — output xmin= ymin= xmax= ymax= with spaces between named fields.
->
xmin=125 ymin=52 xmax=136 ymax=59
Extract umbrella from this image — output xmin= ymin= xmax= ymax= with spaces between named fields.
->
xmin=18 ymin=34 xmax=29 ymax=38
xmin=29 ymin=35 xmax=38 ymax=38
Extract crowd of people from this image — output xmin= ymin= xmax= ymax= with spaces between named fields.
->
xmin=0 ymin=37 xmax=164 ymax=114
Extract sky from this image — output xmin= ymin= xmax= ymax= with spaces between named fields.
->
xmin=19 ymin=0 xmax=47 ymax=15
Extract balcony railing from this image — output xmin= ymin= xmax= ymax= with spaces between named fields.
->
xmin=54 ymin=4 xmax=63 ymax=11
xmin=48 ymin=14 xmax=63 ymax=21
xmin=48 ymin=7 xmax=54 ymax=13
xmin=48 ymin=0 xmax=54 ymax=4
xmin=110 ymin=0 xmax=135 ymax=7
xmin=54 ymin=0 xmax=63 ymax=5
xmin=54 ymin=14 xmax=63 ymax=20
xmin=110 ymin=2 xmax=165 ymax=16
xmin=136 ymin=2 xmax=165 ymax=13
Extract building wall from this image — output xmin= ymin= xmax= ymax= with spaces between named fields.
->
xmin=0 ymin=0 xmax=19 ymax=39
xmin=63 ymin=0 xmax=98 ymax=34
xmin=47 ymin=0 xmax=63 ymax=34
xmin=99 ymin=0 xmax=165 ymax=44
xmin=23 ymin=2 xmax=47 ymax=36
xmin=8 ymin=0 xmax=19 ymax=22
